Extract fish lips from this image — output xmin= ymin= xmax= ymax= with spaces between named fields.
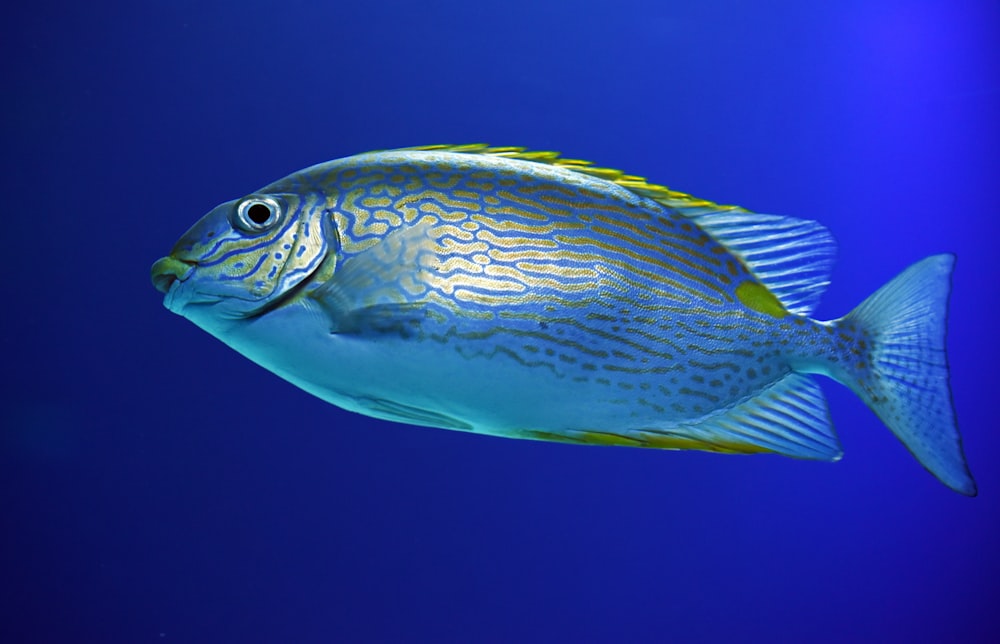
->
xmin=151 ymin=256 xmax=193 ymax=294
xmin=150 ymin=256 xmax=214 ymax=314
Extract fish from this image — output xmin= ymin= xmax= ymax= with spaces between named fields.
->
xmin=151 ymin=144 xmax=976 ymax=495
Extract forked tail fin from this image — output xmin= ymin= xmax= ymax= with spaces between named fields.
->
xmin=842 ymin=254 xmax=975 ymax=495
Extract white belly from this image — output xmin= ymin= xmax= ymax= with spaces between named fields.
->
xmin=213 ymin=298 xmax=603 ymax=435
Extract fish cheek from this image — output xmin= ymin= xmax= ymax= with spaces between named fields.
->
xmin=263 ymin=214 xmax=331 ymax=296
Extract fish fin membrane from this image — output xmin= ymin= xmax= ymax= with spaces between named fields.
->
xmin=640 ymin=373 xmax=842 ymax=460
xmin=356 ymin=397 xmax=473 ymax=431
xmin=386 ymin=144 xmax=835 ymax=316
xmin=680 ymin=207 xmax=836 ymax=316
xmin=842 ymin=254 xmax=976 ymax=496
xmin=310 ymin=221 xmax=436 ymax=334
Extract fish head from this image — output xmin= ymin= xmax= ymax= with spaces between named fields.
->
xmin=151 ymin=191 xmax=334 ymax=333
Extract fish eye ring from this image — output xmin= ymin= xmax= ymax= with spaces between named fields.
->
xmin=234 ymin=196 xmax=281 ymax=232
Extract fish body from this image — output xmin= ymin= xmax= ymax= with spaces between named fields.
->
xmin=152 ymin=145 xmax=975 ymax=495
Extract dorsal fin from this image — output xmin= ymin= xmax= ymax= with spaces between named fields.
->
xmin=384 ymin=144 xmax=837 ymax=316
xmin=388 ymin=144 xmax=721 ymax=209
xmin=682 ymin=209 xmax=836 ymax=316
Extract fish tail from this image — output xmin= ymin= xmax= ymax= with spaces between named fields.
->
xmin=838 ymin=254 xmax=975 ymax=495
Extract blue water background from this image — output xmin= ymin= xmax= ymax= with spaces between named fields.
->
xmin=3 ymin=1 xmax=998 ymax=641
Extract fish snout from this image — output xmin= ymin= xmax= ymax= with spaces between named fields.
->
xmin=151 ymin=256 xmax=196 ymax=294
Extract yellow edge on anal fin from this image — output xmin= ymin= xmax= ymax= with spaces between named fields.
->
xmin=520 ymin=429 xmax=641 ymax=447
xmin=520 ymin=429 xmax=777 ymax=455
xmin=640 ymin=432 xmax=775 ymax=454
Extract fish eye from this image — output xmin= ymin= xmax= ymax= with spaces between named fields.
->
xmin=234 ymin=196 xmax=281 ymax=232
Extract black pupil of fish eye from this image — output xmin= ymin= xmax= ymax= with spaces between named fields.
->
xmin=247 ymin=202 xmax=273 ymax=225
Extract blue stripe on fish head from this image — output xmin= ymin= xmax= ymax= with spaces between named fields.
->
xmin=151 ymin=191 xmax=333 ymax=324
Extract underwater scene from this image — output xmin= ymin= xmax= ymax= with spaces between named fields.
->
xmin=3 ymin=1 xmax=998 ymax=641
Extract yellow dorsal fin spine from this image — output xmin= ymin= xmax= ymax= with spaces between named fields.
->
xmin=378 ymin=144 xmax=835 ymax=317
xmin=384 ymin=144 xmax=742 ymax=214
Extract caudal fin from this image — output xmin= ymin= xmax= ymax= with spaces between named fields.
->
xmin=842 ymin=254 xmax=975 ymax=495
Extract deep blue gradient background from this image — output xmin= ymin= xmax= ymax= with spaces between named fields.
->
xmin=2 ymin=1 xmax=998 ymax=641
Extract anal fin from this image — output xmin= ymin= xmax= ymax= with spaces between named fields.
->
xmin=643 ymin=373 xmax=843 ymax=461
xmin=521 ymin=374 xmax=841 ymax=460
xmin=357 ymin=397 xmax=473 ymax=431
xmin=642 ymin=373 xmax=842 ymax=460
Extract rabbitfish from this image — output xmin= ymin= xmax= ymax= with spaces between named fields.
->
xmin=151 ymin=145 xmax=975 ymax=495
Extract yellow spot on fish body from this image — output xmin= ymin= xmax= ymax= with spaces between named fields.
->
xmin=736 ymin=281 xmax=788 ymax=319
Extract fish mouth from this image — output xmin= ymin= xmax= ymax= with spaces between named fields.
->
xmin=151 ymin=256 xmax=196 ymax=294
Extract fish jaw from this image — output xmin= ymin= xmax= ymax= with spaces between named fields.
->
xmin=151 ymin=256 xmax=194 ymax=295
xmin=150 ymin=255 xmax=216 ymax=317
xmin=150 ymin=254 xmax=252 ymax=339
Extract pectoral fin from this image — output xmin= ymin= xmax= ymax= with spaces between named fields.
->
xmin=332 ymin=303 xmax=429 ymax=337
xmin=308 ymin=221 xmax=437 ymax=336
